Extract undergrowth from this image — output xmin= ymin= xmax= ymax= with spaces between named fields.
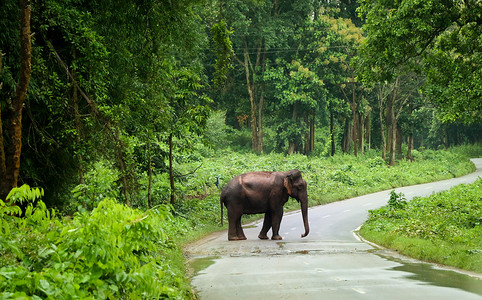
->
xmin=360 ymin=179 xmax=482 ymax=273
xmin=0 ymin=186 xmax=192 ymax=299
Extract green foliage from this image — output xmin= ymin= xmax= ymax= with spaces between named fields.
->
xmin=211 ymin=19 xmax=234 ymax=88
xmin=203 ymin=110 xmax=233 ymax=151
xmin=1 ymin=146 xmax=479 ymax=298
xmin=361 ymin=179 xmax=482 ymax=272
xmin=356 ymin=0 xmax=481 ymax=123
xmin=387 ymin=190 xmax=407 ymax=210
xmin=0 ymin=186 xmax=192 ymax=299
xmin=70 ymin=161 xmax=120 ymax=212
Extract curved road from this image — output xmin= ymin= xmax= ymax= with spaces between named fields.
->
xmin=185 ymin=158 xmax=482 ymax=299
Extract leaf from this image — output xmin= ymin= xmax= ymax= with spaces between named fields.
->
xmin=39 ymin=279 xmax=51 ymax=292
xmin=38 ymin=247 xmax=56 ymax=258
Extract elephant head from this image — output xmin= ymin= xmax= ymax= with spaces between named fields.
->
xmin=284 ymin=170 xmax=310 ymax=238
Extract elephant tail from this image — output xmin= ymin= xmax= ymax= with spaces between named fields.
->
xmin=220 ymin=195 xmax=224 ymax=227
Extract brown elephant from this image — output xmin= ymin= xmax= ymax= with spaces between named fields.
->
xmin=220 ymin=169 xmax=309 ymax=241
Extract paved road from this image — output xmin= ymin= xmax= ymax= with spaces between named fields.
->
xmin=185 ymin=159 xmax=482 ymax=299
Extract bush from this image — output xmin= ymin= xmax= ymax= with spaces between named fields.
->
xmin=69 ymin=160 xmax=120 ymax=213
xmin=0 ymin=186 xmax=192 ymax=299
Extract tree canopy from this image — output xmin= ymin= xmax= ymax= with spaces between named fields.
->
xmin=355 ymin=0 xmax=481 ymax=124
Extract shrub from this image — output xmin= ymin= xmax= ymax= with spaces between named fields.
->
xmin=0 ymin=186 xmax=192 ymax=299
xmin=387 ymin=190 xmax=407 ymax=210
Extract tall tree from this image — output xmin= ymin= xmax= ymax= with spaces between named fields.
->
xmin=0 ymin=0 xmax=32 ymax=200
xmin=310 ymin=12 xmax=364 ymax=155
xmin=264 ymin=59 xmax=324 ymax=154
xmin=222 ymin=0 xmax=316 ymax=153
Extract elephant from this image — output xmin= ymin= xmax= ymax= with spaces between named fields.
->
xmin=220 ymin=169 xmax=309 ymax=241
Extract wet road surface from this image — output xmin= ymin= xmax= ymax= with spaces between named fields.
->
xmin=185 ymin=159 xmax=482 ymax=299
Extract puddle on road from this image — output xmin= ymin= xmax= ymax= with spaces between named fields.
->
xmin=277 ymin=242 xmax=286 ymax=249
xmin=190 ymin=256 xmax=219 ymax=274
xmin=381 ymin=254 xmax=482 ymax=296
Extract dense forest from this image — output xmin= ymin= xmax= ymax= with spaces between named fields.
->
xmin=1 ymin=0 xmax=480 ymax=209
xmin=1 ymin=0 xmax=481 ymax=298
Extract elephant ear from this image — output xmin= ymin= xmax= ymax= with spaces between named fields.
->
xmin=284 ymin=176 xmax=292 ymax=195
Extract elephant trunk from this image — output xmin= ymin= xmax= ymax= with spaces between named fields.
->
xmin=300 ymin=198 xmax=309 ymax=238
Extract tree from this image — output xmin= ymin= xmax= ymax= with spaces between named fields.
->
xmin=356 ymin=0 xmax=481 ymax=124
xmin=310 ymin=12 xmax=364 ymax=155
xmin=222 ymin=0 xmax=317 ymax=153
xmin=264 ymin=59 xmax=324 ymax=154
xmin=0 ymin=0 xmax=32 ymax=200
xmin=1 ymin=0 xmax=213 ymax=208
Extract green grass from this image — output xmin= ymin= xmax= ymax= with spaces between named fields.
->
xmin=360 ymin=179 xmax=482 ymax=273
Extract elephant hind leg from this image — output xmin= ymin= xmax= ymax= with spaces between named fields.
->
xmin=227 ymin=209 xmax=246 ymax=240
xmin=235 ymin=217 xmax=247 ymax=240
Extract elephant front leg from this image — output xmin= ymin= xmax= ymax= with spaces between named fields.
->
xmin=271 ymin=210 xmax=284 ymax=240
xmin=258 ymin=212 xmax=272 ymax=240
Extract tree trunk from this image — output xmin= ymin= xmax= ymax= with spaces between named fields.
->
xmin=360 ymin=113 xmax=365 ymax=155
xmin=115 ymin=131 xmax=130 ymax=206
xmin=406 ymin=102 xmax=414 ymax=162
xmin=389 ymin=117 xmax=397 ymax=166
xmin=169 ymin=133 xmax=175 ymax=205
xmin=386 ymin=99 xmax=393 ymax=160
xmin=287 ymin=104 xmax=298 ymax=155
xmin=387 ymin=78 xmax=399 ymax=166
xmin=257 ymin=48 xmax=267 ymax=154
xmin=378 ymin=87 xmax=387 ymax=161
xmin=0 ymin=0 xmax=31 ymax=200
xmin=330 ymin=107 xmax=335 ymax=156
xmin=406 ymin=134 xmax=414 ymax=161
xmin=243 ymin=40 xmax=258 ymax=152
xmin=303 ymin=112 xmax=315 ymax=155
xmin=147 ymin=140 xmax=153 ymax=208
xmin=304 ymin=115 xmax=310 ymax=155
xmin=258 ymin=90 xmax=264 ymax=154
xmin=351 ymin=85 xmax=358 ymax=157
xmin=396 ymin=125 xmax=403 ymax=156
xmin=309 ymin=111 xmax=315 ymax=153
xmin=0 ymin=51 xmax=6 ymax=195
xmin=342 ymin=118 xmax=352 ymax=154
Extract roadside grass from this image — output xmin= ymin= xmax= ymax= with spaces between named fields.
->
xmin=360 ymin=179 xmax=482 ymax=273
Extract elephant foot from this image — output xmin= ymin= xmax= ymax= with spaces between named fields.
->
xmin=228 ymin=236 xmax=247 ymax=241
xmin=258 ymin=234 xmax=269 ymax=240
xmin=271 ymin=235 xmax=283 ymax=240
